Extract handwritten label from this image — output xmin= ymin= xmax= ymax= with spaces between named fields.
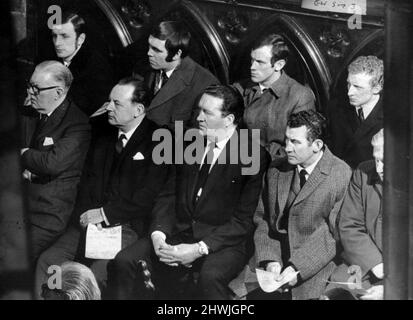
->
xmin=301 ymin=0 xmax=366 ymax=15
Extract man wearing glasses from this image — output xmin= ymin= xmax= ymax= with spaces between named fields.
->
xmin=21 ymin=60 xmax=91 ymax=263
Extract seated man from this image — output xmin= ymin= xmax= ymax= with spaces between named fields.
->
xmin=21 ymin=61 xmax=91 ymax=262
xmin=106 ymin=84 xmax=268 ymax=300
xmin=326 ymin=129 xmax=384 ymax=300
xmin=143 ymin=20 xmax=219 ymax=130
xmin=233 ymin=33 xmax=315 ymax=163
xmin=328 ymin=56 xmax=383 ymax=169
xmin=35 ymin=77 xmax=173 ymax=298
xmin=49 ymin=10 xmax=113 ymax=116
xmin=252 ymin=110 xmax=352 ymax=300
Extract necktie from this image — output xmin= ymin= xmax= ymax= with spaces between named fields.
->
xmin=357 ymin=108 xmax=365 ymax=123
xmin=115 ymin=134 xmax=127 ymax=154
xmin=193 ymin=143 xmax=217 ymax=204
xmin=299 ymin=169 xmax=307 ymax=189
xmin=154 ymin=71 xmax=168 ymax=95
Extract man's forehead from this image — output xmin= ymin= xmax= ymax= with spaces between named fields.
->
xmin=110 ymin=84 xmax=134 ymax=101
xmin=148 ymin=36 xmax=166 ymax=50
xmin=286 ymin=126 xmax=308 ymax=138
xmin=51 ymin=22 xmax=75 ymax=34
xmin=347 ymin=72 xmax=373 ymax=84
xmin=251 ymin=45 xmax=272 ymax=58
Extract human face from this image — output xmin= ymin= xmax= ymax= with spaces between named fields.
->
xmin=106 ymin=85 xmax=140 ymax=131
xmin=52 ymin=22 xmax=83 ymax=60
xmin=347 ymin=72 xmax=380 ymax=107
xmin=373 ymin=145 xmax=384 ymax=181
xmin=27 ymin=69 xmax=61 ymax=114
xmin=250 ymin=45 xmax=278 ymax=86
xmin=285 ymin=126 xmax=318 ymax=167
xmin=197 ymin=94 xmax=228 ymax=141
xmin=147 ymin=35 xmax=172 ymax=71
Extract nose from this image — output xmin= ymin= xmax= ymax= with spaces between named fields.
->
xmin=285 ymin=141 xmax=293 ymax=152
xmin=147 ymin=48 xmax=153 ymax=57
xmin=250 ymin=61 xmax=257 ymax=71
xmin=196 ymin=110 xmax=204 ymax=122
xmin=348 ymin=85 xmax=355 ymax=96
xmin=106 ymin=101 xmax=114 ymax=111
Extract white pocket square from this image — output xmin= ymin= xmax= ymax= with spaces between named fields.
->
xmin=133 ymin=152 xmax=145 ymax=160
xmin=43 ymin=137 xmax=54 ymax=146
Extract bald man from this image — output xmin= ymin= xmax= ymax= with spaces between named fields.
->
xmin=21 ymin=61 xmax=91 ymax=261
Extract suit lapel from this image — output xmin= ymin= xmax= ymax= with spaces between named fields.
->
xmin=146 ymin=57 xmax=194 ymax=113
xmin=292 ymin=149 xmax=333 ymax=206
xmin=33 ymin=99 xmax=69 ymax=146
xmin=275 ymin=169 xmax=294 ymax=226
xmin=353 ymin=98 xmax=383 ymax=141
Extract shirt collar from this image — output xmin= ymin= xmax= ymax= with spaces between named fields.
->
xmin=254 ymin=71 xmax=288 ymax=97
xmin=164 ymin=67 xmax=176 ymax=78
xmin=297 ymin=150 xmax=324 ymax=176
xmin=63 ymin=45 xmax=82 ymax=67
xmin=118 ymin=121 xmax=141 ymax=144
xmin=207 ymin=126 xmax=236 ymax=150
xmin=355 ymin=94 xmax=380 ymax=119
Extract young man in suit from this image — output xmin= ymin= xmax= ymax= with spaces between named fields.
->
xmin=21 ymin=61 xmax=91 ymax=262
xmin=233 ymin=33 xmax=315 ymax=163
xmin=35 ymin=77 xmax=173 ymax=298
xmin=106 ymin=84 xmax=268 ymax=300
xmin=143 ymin=20 xmax=219 ymax=130
xmin=253 ymin=110 xmax=352 ymax=300
xmin=326 ymin=129 xmax=384 ymax=300
xmin=50 ymin=10 xmax=113 ymax=116
xmin=328 ymin=55 xmax=383 ymax=169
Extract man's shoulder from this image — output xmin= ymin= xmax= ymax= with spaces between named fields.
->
xmin=325 ymin=148 xmax=352 ymax=180
xmin=65 ymin=99 xmax=91 ymax=123
xmin=181 ymin=57 xmax=218 ymax=83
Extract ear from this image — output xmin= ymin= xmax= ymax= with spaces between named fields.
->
xmin=77 ymin=33 xmax=86 ymax=48
xmin=224 ymin=113 xmax=235 ymax=127
xmin=134 ymin=103 xmax=145 ymax=117
xmin=55 ymin=86 xmax=65 ymax=99
xmin=372 ymin=84 xmax=382 ymax=95
xmin=172 ymin=49 xmax=183 ymax=61
xmin=312 ymin=138 xmax=324 ymax=152
xmin=273 ymin=59 xmax=286 ymax=72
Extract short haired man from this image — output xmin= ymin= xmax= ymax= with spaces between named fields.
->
xmin=106 ymin=84 xmax=268 ymax=300
xmin=21 ymin=61 xmax=91 ymax=261
xmin=35 ymin=78 xmax=173 ymax=299
xmin=326 ymin=129 xmax=384 ymax=300
xmin=143 ymin=20 xmax=219 ymax=130
xmin=329 ymin=55 xmax=383 ymax=169
xmin=233 ymin=33 xmax=315 ymax=163
xmin=50 ymin=10 xmax=113 ymax=116
xmin=253 ymin=110 xmax=352 ymax=300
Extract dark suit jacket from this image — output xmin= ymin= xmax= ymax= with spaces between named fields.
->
xmin=151 ymin=129 xmax=268 ymax=252
xmin=55 ymin=44 xmax=114 ymax=116
xmin=329 ymin=160 xmax=382 ymax=288
xmin=328 ymin=96 xmax=383 ymax=169
xmin=145 ymin=57 xmax=219 ymax=131
xmin=254 ymin=147 xmax=352 ymax=299
xmin=21 ymin=98 xmax=91 ymax=233
xmin=73 ymin=116 xmax=173 ymax=235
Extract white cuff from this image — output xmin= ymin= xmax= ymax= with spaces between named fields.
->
xmin=151 ymin=231 xmax=166 ymax=241
xmin=198 ymin=241 xmax=209 ymax=255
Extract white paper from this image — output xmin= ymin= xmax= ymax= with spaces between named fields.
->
xmin=256 ymin=268 xmax=300 ymax=293
xmin=85 ymin=224 xmax=122 ymax=260
xmin=301 ymin=0 xmax=366 ymax=15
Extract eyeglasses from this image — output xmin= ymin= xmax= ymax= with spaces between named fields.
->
xmin=26 ymin=81 xmax=59 ymax=96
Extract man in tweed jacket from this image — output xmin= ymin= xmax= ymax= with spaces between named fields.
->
xmin=253 ymin=110 xmax=352 ymax=300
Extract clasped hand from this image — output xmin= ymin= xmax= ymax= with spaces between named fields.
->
xmin=79 ymin=208 xmax=104 ymax=229
xmin=152 ymin=235 xmax=200 ymax=267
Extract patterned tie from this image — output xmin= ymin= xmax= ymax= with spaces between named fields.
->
xmin=299 ymin=169 xmax=307 ymax=189
xmin=154 ymin=71 xmax=168 ymax=95
xmin=115 ymin=134 xmax=127 ymax=154
xmin=357 ymin=108 xmax=365 ymax=124
xmin=193 ymin=143 xmax=217 ymax=204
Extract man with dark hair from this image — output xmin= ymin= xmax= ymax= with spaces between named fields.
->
xmin=106 ymin=84 xmax=268 ymax=300
xmin=35 ymin=77 xmax=173 ymax=299
xmin=143 ymin=20 xmax=219 ymax=130
xmin=328 ymin=55 xmax=383 ymax=169
xmin=252 ymin=110 xmax=351 ymax=300
xmin=21 ymin=61 xmax=91 ymax=262
xmin=49 ymin=10 xmax=113 ymax=116
xmin=233 ymin=33 xmax=315 ymax=163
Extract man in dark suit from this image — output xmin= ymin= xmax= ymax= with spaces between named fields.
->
xmin=21 ymin=61 xmax=91 ymax=262
xmin=328 ymin=55 xmax=383 ymax=169
xmin=233 ymin=33 xmax=315 ymax=163
xmin=326 ymin=129 xmax=384 ymax=300
xmin=143 ymin=20 xmax=219 ymax=130
xmin=35 ymin=77 xmax=173 ymax=298
xmin=106 ymin=84 xmax=268 ymax=300
xmin=253 ymin=110 xmax=352 ymax=300
xmin=50 ymin=11 xmax=113 ymax=116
